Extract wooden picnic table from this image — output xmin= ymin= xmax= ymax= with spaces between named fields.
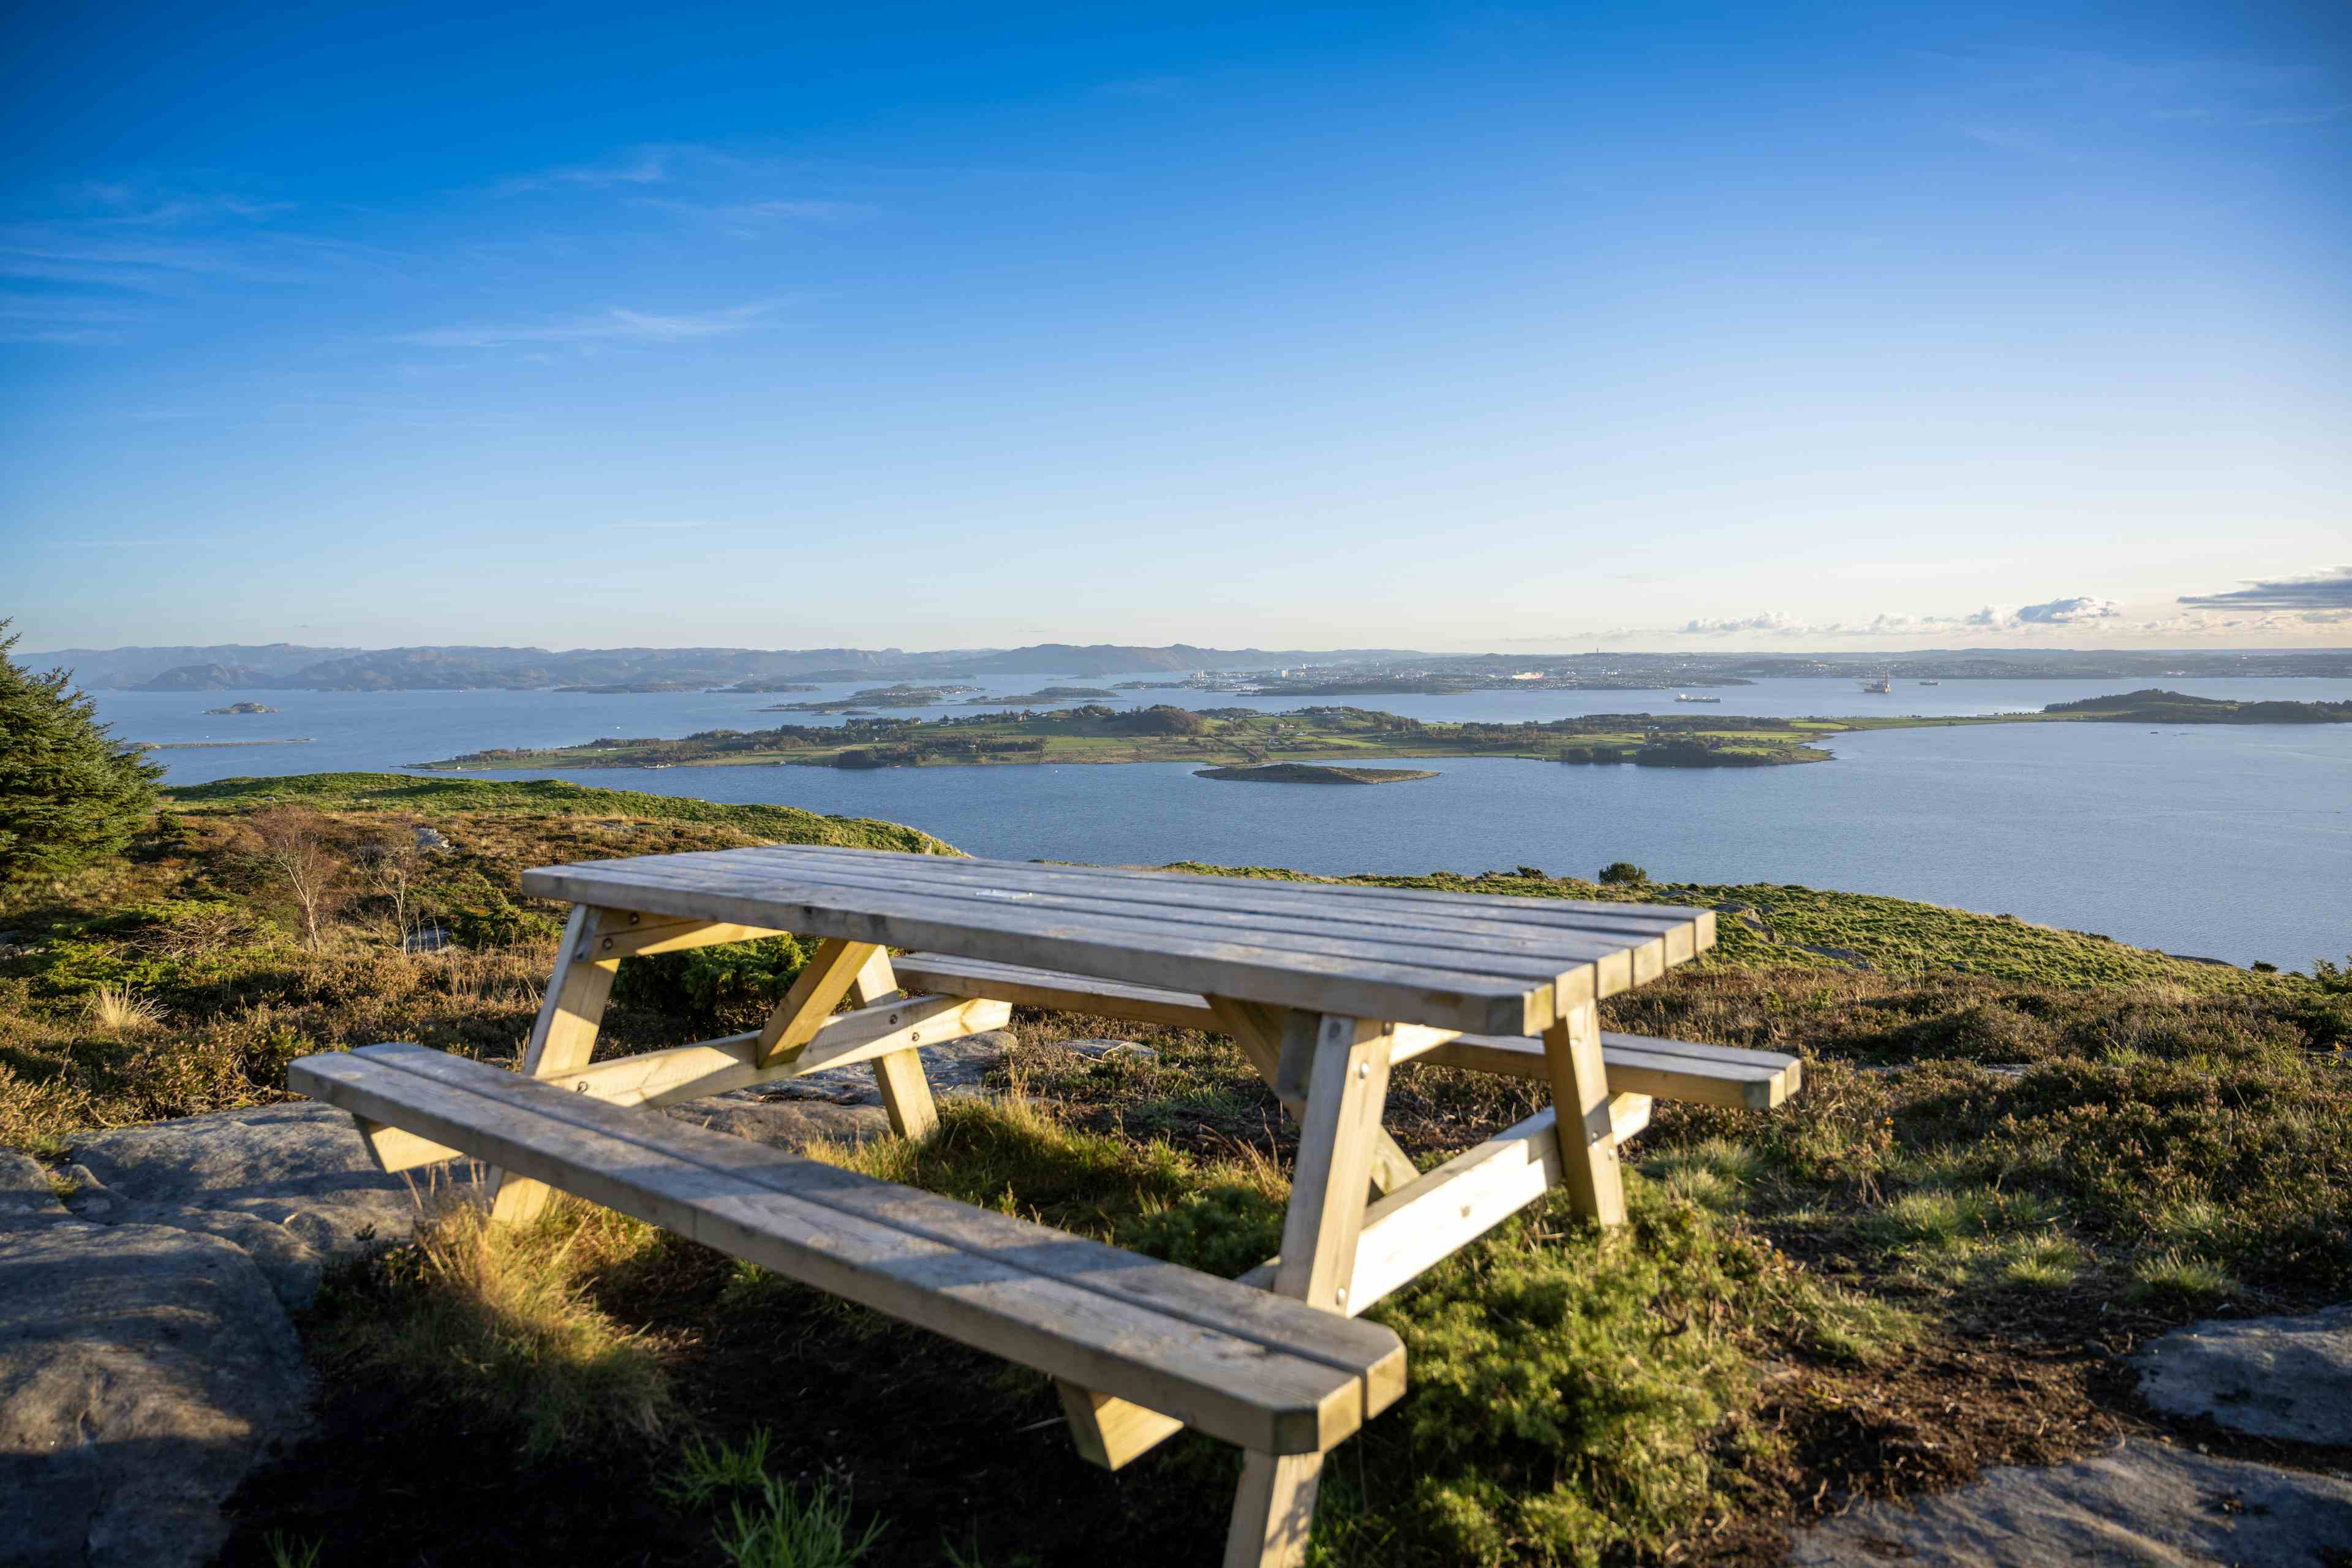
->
xmin=293 ymin=845 xmax=1765 ymax=1567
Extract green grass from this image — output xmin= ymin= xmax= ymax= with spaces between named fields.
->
xmin=162 ymin=772 xmax=957 ymax=854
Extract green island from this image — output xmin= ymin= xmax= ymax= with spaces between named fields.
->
xmin=419 ymin=688 xmax=2351 ymax=775
xmin=760 ymin=682 xmax=982 ymax=712
xmin=1195 ymin=762 xmax=1439 ymax=784
xmin=4 ymin=766 xmax=2347 ymax=1566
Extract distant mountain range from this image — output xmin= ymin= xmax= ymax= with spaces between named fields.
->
xmin=26 ymin=642 xmax=2352 ymax=692
xmin=28 ymin=643 xmax=1431 ymax=691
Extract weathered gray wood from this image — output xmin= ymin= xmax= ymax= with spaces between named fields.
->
xmin=774 ymin=845 xmax=1713 ymax=954
xmin=574 ymin=916 xmax=791 ymax=960
xmin=1226 ymin=1449 xmax=1321 ymax=1568
xmin=897 ymin=952 xmax=1800 ymax=1110
xmin=1274 ymin=1016 xmax=1395 ymax=1314
xmin=489 ymin=902 xmax=620 ymax=1223
xmin=521 ymin=854 xmax=1578 ymax=1033
xmin=851 ymin=951 xmax=938 ymax=1140
xmin=1422 ymin=1032 xmax=1801 ymax=1110
xmin=289 ymin=1045 xmax=1403 ymax=1457
xmin=1544 ymin=1005 xmax=1626 ymax=1227
xmin=894 ymin=954 xmax=1219 ymax=1028
xmin=527 ymin=995 xmax=1009 ymax=1116
xmin=759 ymin=845 xmax=1703 ymax=990
xmin=1205 ymin=997 xmax=1419 ymax=1197
xmin=546 ymin=851 xmax=1605 ymax=987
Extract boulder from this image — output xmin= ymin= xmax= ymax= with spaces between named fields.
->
xmin=1787 ymin=1439 xmax=2352 ymax=1567
xmin=751 ymin=1028 xmax=1016 ymax=1105
xmin=62 ymin=1101 xmax=456 ymax=1308
xmin=2132 ymin=1304 xmax=2352 ymax=1447
xmin=0 ymin=1221 xmax=311 ymax=1568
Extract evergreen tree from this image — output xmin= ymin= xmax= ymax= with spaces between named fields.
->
xmin=0 ymin=620 xmax=163 ymax=884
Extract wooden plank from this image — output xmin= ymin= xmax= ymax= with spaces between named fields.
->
xmin=893 ymin=953 xmax=1219 ymax=1029
xmin=773 ymin=845 xmax=1714 ymax=951
xmin=576 ymin=918 xmax=790 ymax=960
xmin=1419 ymin=1031 xmax=1800 ymax=1110
xmin=763 ymin=845 xmax=1700 ymax=979
xmin=318 ymin=1045 xmax=1406 ymax=1406
xmin=549 ymin=851 xmax=1613 ymax=989
xmin=556 ymin=996 xmax=1009 ymax=1107
xmin=290 ymin=1047 xmax=1402 ymax=1457
xmin=1544 ymin=1005 xmax=1626 ymax=1228
xmin=1275 ymin=1016 xmax=1395 ymax=1313
xmin=1057 ymin=1381 xmax=1186 ymax=1471
xmin=848 ymin=950 xmax=939 ymax=1140
xmin=898 ymin=952 xmax=1786 ymax=1112
xmin=489 ymin=902 xmax=621 ymax=1224
xmin=1226 ymin=1450 xmax=1322 ymax=1568
xmin=366 ymin=997 xmax=1010 ymax=1173
xmin=1208 ymin=997 xmax=1417 ymax=1197
xmin=354 ymin=1115 xmax=463 ymax=1173
xmin=521 ymin=857 xmax=1571 ymax=1035
xmin=1610 ymin=1091 xmax=1653 ymax=1145
xmin=1239 ymin=1107 xmax=1556 ymax=1311
xmin=755 ymin=937 xmax=880 ymax=1066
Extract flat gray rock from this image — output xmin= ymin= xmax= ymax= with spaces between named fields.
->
xmin=62 ymin=1101 xmax=456 ymax=1307
xmin=2132 ymin=1305 xmax=2352 ymax=1447
xmin=1787 ymin=1439 xmax=2352 ymax=1567
xmin=0 ymin=1221 xmax=311 ymax=1568
xmin=0 ymin=1147 xmax=69 ymax=1232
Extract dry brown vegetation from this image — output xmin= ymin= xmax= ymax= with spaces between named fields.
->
xmin=5 ymin=775 xmax=2345 ymax=1566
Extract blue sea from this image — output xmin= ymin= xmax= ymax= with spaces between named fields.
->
xmin=88 ymin=674 xmax=2352 ymax=971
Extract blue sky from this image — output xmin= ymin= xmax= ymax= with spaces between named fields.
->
xmin=5 ymin=1 xmax=2347 ymax=653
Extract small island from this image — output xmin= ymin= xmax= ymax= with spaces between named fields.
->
xmin=2041 ymin=688 xmax=2352 ymax=724
xmin=1197 ymin=763 xmax=1438 ymax=785
xmin=202 ymin=701 xmax=280 ymax=715
xmin=763 ymin=684 xmax=982 ymax=712
xmin=964 ymin=686 xmax=1118 ymax=704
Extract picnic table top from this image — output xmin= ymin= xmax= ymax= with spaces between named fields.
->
xmin=521 ymin=845 xmax=1714 ymax=1036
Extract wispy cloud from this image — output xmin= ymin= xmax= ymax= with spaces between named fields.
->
xmin=0 ymin=293 xmax=143 ymax=344
xmin=2179 ymin=565 xmax=2352 ymax=613
xmin=1637 ymin=594 xmax=2124 ymax=641
xmin=399 ymin=301 xmax=782 ymax=349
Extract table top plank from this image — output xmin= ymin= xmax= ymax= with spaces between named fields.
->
xmin=773 ymin=845 xmax=1708 ymax=941
xmin=523 ymin=847 xmax=1712 ymax=1035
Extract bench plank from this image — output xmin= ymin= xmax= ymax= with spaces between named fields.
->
xmin=892 ymin=952 xmax=1801 ymax=1110
xmin=290 ymin=1045 xmax=1403 ymax=1457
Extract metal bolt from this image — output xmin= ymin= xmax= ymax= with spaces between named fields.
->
xmin=600 ymin=937 xmax=614 ymax=952
xmin=1357 ymin=1063 xmax=1370 ymax=1079
xmin=1334 ymin=1286 xmax=1348 ymax=1305
xmin=627 ymin=913 xmax=640 ymax=925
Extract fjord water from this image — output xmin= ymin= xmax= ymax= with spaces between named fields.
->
xmin=91 ymin=677 xmax=2352 ymax=970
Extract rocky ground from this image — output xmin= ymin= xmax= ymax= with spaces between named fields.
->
xmin=5 ymin=1035 xmax=2347 ymax=1567
xmin=0 ymin=1030 xmax=1140 ymax=1567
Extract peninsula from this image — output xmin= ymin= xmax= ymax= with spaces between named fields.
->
xmin=423 ymin=703 xmax=1843 ymax=771
xmin=416 ymin=690 xmax=2351 ymax=776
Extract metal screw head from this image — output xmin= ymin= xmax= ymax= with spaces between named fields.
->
xmin=1333 ymin=1286 xmax=1349 ymax=1304
xmin=1357 ymin=1062 xmax=1370 ymax=1079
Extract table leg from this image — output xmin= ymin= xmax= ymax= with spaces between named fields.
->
xmin=850 ymin=949 xmax=938 ymax=1140
xmin=1206 ymin=997 xmax=1417 ymax=1197
xmin=488 ymin=903 xmax=622 ymax=1224
xmin=1542 ymin=1002 xmax=1627 ymax=1227
xmin=1225 ymin=1012 xmax=1396 ymax=1567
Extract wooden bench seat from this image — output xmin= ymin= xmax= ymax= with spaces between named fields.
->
xmin=288 ymin=1043 xmax=1404 ymax=1460
xmin=891 ymin=952 xmax=1801 ymax=1110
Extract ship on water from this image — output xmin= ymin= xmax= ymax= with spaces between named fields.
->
xmin=1918 ymin=680 xmax=1940 ymax=685
xmin=1858 ymin=673 xmax=1892 ymax=693
xmin=1675 ymin=693 xmax=1722 ymax=703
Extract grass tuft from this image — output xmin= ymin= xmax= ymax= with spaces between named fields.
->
xmin=711 ymin=1476 xmax=886 ymax=1568
xmin=83 ymin=983 xmax=164 ymax=1037
xmin=310 ymin=1197 xmax=676 ymax=1458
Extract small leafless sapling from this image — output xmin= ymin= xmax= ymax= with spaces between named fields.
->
xmin=248 ymin=807 xmax=348 ymax=951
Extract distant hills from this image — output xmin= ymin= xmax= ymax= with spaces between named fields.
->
xmin=31 ymin=643 xmax=1428 ymax=692
xmin=26 ymin=641 xmax=2352 ymax=692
